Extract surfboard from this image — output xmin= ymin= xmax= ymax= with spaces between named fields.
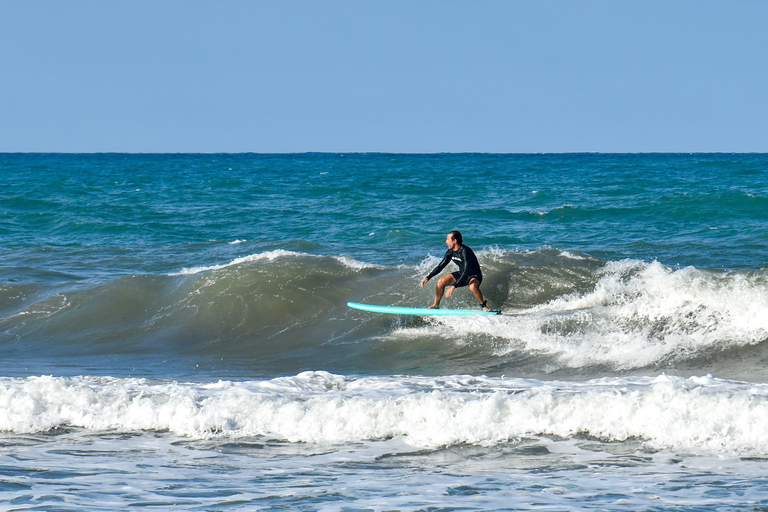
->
xmin=347 ymin=302 xmax=501 ymax=316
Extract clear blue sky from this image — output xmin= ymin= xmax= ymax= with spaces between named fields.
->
xmin=2 ymin=1 xmax=767 ymax=153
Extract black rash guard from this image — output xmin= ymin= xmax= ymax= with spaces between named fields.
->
xmin=425 ymin=244 xmax=482 ymax=288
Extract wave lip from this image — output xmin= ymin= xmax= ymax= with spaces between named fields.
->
xmin=170 ymin=250 xmax=385 ymax=275
xmin=3 ymin=372 xmax=768 ymax=455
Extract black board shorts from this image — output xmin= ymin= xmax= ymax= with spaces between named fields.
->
xmin=451 ymin=271 xmax=482 ymax=287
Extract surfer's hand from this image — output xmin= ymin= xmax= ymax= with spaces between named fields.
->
xmin=446 ymin=286 xmax=454 ymax=297
xmin=420 ymin=277 xmax=429 ymax=288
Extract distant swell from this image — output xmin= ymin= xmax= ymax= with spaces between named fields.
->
xmin=2 ymin=250 xmax=768 ymax=377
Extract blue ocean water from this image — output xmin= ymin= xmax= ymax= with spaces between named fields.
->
xmin=2 ymin=153 xmax=768 ymax=510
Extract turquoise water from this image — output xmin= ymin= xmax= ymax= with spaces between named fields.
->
xmin=3 ymin=153 xmax=767 ymax=275
xmin=2 ymin=153 xmax=768 ymax=510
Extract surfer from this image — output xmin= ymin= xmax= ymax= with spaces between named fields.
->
xmin=420 ymin=230 xmax=491 ymax=311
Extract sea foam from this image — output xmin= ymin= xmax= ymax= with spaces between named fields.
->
xmin=422 ymin=259 xmax=768 ymax=370
xmin=171 ymin=250 xmax=384 ymax=275
xmin=3 ymin=372 xmax=768 ymax=454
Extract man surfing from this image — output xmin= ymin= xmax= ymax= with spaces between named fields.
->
xmin=420 ymin=230 xmax=491 ymax=311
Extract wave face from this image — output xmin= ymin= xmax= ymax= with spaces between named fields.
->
xmin=3 ymin=249 xmax=767 ymax=380
xmin=3 ymin=372 xmax=768 ymax=455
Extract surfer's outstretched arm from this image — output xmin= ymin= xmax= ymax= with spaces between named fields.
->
xmin=421 ymin=249 xmax=452 ymax=288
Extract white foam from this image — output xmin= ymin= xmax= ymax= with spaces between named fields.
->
xmin=416 ymin=254 xmax=444 ymax=275
xmin=171 ymin=250 xmax=302 ymax=275
xmin=171 ymin=251 xmax=383 ymax=275
xmin=424 ymin=260 xmax=768 ymax=369
xmin=332 ymin=255 xmax=387 ymax=271
xmin=558 ymin=250 xmax=587 ymax=260
xmin=3 ymin=372 xmax=768 ymax=454
xmin=477 ymin=245 xmax=512 ymax=262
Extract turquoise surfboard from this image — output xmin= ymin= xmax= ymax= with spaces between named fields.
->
xmin=347 ymin=302 xmax=501 ymax=316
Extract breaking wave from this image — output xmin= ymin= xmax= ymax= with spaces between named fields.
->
xmin=2 ymin=249 xmax=767 ymax=378
xmin=3 ymin=372 xmax=768 ymax=455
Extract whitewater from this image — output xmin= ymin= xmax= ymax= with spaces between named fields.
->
xmin=2 ymin=153 xmax=768 ymax=510
xmin=4 ymin=372 xmax=768 ymax=454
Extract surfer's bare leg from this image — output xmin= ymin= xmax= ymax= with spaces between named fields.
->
xmin=429 ymin=274 xmax=456 ymax=309
xmin=469 ymin=278 xmax=490 ymax=311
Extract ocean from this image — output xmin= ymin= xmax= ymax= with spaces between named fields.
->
xmin=1 ymin=153 xmax=768 ymax=510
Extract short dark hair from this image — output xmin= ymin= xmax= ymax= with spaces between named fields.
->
xmin=449 ymin=230 xmax=463 ymax=244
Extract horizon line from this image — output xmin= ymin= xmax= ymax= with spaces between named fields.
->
xmin=3 ymin=151 xmax=768 ymax=156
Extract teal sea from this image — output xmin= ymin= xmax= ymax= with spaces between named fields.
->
xmin=2 ymin=153 xmax=768 ymax=510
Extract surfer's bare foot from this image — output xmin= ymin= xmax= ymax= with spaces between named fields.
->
xmin=427 ymin=304 xmax=439 ymax=309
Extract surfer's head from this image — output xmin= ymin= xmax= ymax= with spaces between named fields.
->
xmin=446 ymin=230 xmax=462 ymax=250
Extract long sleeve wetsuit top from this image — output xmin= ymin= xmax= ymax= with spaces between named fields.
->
xmin=425 ymin=245 xmax=482 ymax=287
